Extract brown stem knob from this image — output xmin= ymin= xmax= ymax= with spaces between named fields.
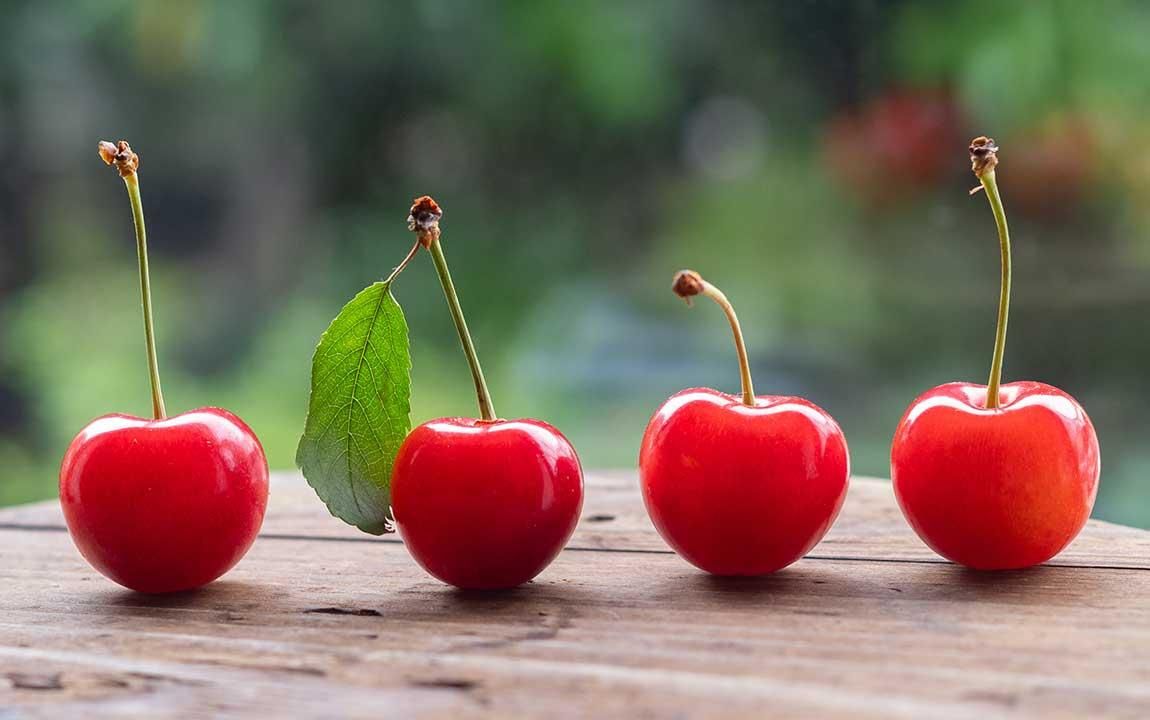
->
xmin=98 ymin=140 xmax=140 ymax=178
xmin=672 ymin=269 xmax=705 ymax=305
xmin=407 ymin=195 xmax=443 ymax=248
xmin=970 ymin=136 xmax=999 ymax=179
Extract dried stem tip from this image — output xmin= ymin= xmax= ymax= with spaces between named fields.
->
xmin=98 ymin=140 xmax=140 ymax=178
xmin=407 ymin=195 xmax=443 ymax=247
xmin=969 ymin=136 xmax=999 ymax=178
xmin=672 ymin=269 xmax=705 ymax=304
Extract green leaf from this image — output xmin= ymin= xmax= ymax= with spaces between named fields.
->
xmin=296 ymin=281 xmax=411 ymax=534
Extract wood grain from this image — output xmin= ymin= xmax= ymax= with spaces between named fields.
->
xmin=1 ymin=473 xmax=1147 ymax=719
xmin=6 ymin=473 xmax=1147 ymax=569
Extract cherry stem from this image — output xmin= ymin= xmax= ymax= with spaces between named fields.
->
xmin=100 ymin=141 xmax=166 ymax=420
xmin=971 ymin=137 xmax=1011 ymax=410
xmin=427 ymin=237 xmax=498 ymax=421
xmin=406 ymin=196 xmax=497 ymax=422
xmin=384 ymin=239 xmax=421 ymax=286
xmin=673 ymin=270 xmax=756 ymax=406
xmin=127 ymin=176 xmax=167 ymax=420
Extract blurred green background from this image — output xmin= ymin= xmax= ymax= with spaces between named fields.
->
xmin=2 ymin=0 xmax=1148 ymax=526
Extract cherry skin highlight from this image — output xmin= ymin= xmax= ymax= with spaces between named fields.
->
xmin=891 ymin=382 xmax=1098 ymax=570
xmin=391 ymin=417 xmax=583 ymax=589
xmin=60 ymin=408 xmax=269 ymax=594
xmin=640 ymin=388 xmax=849 ymax=575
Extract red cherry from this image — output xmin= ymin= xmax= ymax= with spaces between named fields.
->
xmin=60 ymin=408 xmax=269 ymax=593
xmin=63 ymin=141 xmax=269 ymax=593
xmin=640 ymin=388 xmax=849 ymax=575
xmin=638 ymin=270 xmax=849 ymax=575
xmin=892 ymin=137 xmax=1101 ymax=569
xmin=891 ymin=382 xmax=1098 ymax=569
xmin=391 ymin=418 xmax=583 ymax=589
xmin=390 ymin=197 xmax=583 ymax=589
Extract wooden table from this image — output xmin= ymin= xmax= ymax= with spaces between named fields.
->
xmin=2 ymin=473 xmax=1148 ymax=719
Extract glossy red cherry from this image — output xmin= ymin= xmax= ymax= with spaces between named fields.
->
xmin=891 ymin=137 xmax=1101 ymax=569
xmin=639 ymin=270 xmax=849 ymax=575
xmin=60 ymin=409 xmax=269 ymax=593
xmin=388 ymin=197 xmax=584 ymax=589
xmin=60 ymin=140 xmax=270 ymax=593
xmin=892 ymin=382 xmax=1098 ymax=569
xmin=641 ymin=388 xmax=849 ymax=575
xmin=392 ymin=418 xmax=583 ymax=589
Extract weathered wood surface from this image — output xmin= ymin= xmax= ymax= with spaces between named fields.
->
xmin=1 ymin=473 xmax=1147 ymax=719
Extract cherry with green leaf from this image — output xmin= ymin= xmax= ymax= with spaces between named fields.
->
xmin=298 ymin=196 xmax=584 ymax=589
xmin=59 ymin=140 xmax=269 ymax=594
xmin=890 ymin=137 xmax=1100 ymax=570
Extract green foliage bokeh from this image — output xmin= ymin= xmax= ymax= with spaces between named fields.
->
xmin=2 ymin=0 xmax=1150 ymax=527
